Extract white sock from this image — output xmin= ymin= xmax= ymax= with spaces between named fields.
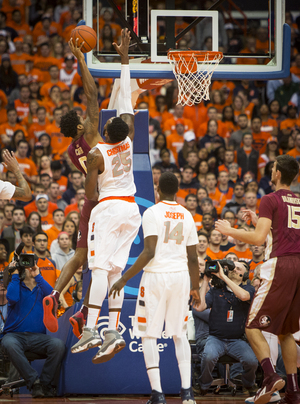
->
xmin=173 ymin=335 xmax=191 ymax=389
xmin=142 ymin=337 xmax=162 ymax=392
xmin=86 ymin=308 xmax=99 ymax=328
xmin=108 ymin=270 xmax=124 ymax=330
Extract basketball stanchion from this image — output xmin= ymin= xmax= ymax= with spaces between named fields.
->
xmin=167 ymin=50 xmax=223 ymax=106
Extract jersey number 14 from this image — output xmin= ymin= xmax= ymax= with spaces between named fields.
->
xmin=163 ymin=221 xmax=184 ymax=244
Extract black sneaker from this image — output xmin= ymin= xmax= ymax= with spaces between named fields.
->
xmin=146 ymin=389 xmax=167 ymax=404
xmin=181 ymin=387 xmax=196 ymax=403
xmin=42 ymin=384 xmax=56 ymax=397
xmin=32 ymin=380 xmax=44 ymax=398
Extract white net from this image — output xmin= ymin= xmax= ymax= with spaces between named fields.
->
xmin=168 ymin=51 xmax=223 ymax=106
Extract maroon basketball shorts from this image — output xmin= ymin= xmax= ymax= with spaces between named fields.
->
xmin=76 ymin=197 xmax=98 ymax=249
xmin=246 ymin=255 xmax=300 ymax=335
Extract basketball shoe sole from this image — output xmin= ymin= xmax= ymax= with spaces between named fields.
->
xmin=92 ymin=330 xmax=126 ymax=364
xmin=43 ymin=295 xmax=58 ymax=333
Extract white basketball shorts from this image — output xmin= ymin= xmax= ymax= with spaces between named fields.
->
xmin=133 ymin=271 xmax=190 ymax=339
xmin=88 ymin=199 xmax=141 ymax=271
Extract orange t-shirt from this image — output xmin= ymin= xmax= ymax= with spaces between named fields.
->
xmin=252 ymin=131 xmax=270 ymax=155
xmin=65 ymin=202 xmax=80 ymax=216
xmin=45 ymin=225 xmax=61 ymax=250
xmin=13 ymin=156 xmax=37 ymax=177
xmin=176 ymin=189 xmax=189 ymax=206
xmin=218 ymin=187 xmax=234 ymax=204
xmin=261 ymin=118 xmax=278 ymax=133
xmin=24 ymin=200 xmax=58 ymax=218
xmin=280 ymin=118 xmax=300 ymax=131
xmin=46 ymin=122 xmax=72 ymax=156
xmin=28 ymin=122 xmax=48 ymax=141
xmin=218 ymin=163 xmax=242 ymax=178
xmin=0 ymin=122 xmax=29 ymax=143
xmin=166 ymin=133 xmax=184 ymax=162
xmin=37 ymin=257 xmax=60 ymax=288
xmin=290 ymin=66 xmax=300 ymax=79
xmin=183 ymin=104 xmax=207 ymax=129
xmin=1 ymin=0 xmax=31 ymax=23
xmin=32 ymin=21 xmax=62 ymax=44
xmin=249 ymin=260 xmax=264 ymax=281
xmin=40 ymin=213 xmax=55 ymax=231
xmin=227 ymin=246 xmax=252 ymax=263
xmin=33 ymin=56 xmax=61 ymax=81
xmin=40 ymin=81 xmax=69 ymax=99
xmin=14 ymin=99 xmax=30 ymax=120
xmin=6 ymin=21 xmax=31 ymax=36
xmin=54 ymin=176 xmax=68 ymax=194
xmin=192 ymin=213 xmax=203 ymax=231
xmin=208 ymin=188 xmax=226 ymax=216
xmin=206 ymin=247 xmax=224 ymax=260
xmin=287 ymin=148 xmax=300 ymax=159
xmin=10 ymin=53 xmax=28 ymax=75
xmin=211 ymin=80 xmax=236 ymax=104
xmin=196 ymin=120 xmax=227 ymax=139
xmin=163 ymin=117 xmax=194 ymax=135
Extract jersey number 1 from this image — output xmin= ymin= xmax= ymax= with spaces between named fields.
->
xmin=163 ymin=221 xmax=184 ymax=245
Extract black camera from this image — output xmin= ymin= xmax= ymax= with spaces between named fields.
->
xmin=10 ymin=242 xmax=36 ymax=279
xmin=204 ymin=259 xmax=235 ymax=288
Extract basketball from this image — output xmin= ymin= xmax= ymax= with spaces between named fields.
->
xmin=71 ymin=26 xmax=97 ymax=53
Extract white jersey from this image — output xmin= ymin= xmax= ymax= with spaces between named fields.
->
xmin=0 ymin=180 xmax=15 ymax=199
xmin=96 ymin=137 xmax=136 ymax=201
xmin=142 ymin=200 xmax=198 ymax=273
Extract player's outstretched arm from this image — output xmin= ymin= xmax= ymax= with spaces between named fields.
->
xmin=69 ymin=38 xmax=99 ymax=144
xmin=85 ymin=148 xmax=101 ymax=201
xmin=2 ymin=150 xmax=31 ymax=201
xmin=113 ymin=28 xmax=135 ymax=141
xmin=109 ymin=235 xmax=157 ymax=299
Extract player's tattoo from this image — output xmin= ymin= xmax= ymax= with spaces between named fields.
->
xmin=87 ymin=148 xmax=100 ymax=168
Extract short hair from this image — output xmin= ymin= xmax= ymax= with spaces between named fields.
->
xmin=37 ymin=106 xmax=46 ymax=113
xmin=225 ymin=252 xmax=238 ymax=260
xmin=53 ymin=107 xmax=62 ymax=115
xmin=197 ymin=231 xmax=208 ymax=239
xmin=185 ymin=193 xmax=197 ymax=202
xmin=106 ymin=117 xmax=129 ymax=143
xmin=60 ymin=109 xmax=81 ymax=138
xmin=152 ymin=165 xmax=162 ymax=173
xmin=6 ymin=107 xmax=17 ymax=115
xmin=51 ymin=160 xmax=62 ymax=171
xmin=159 ymin=148 xmax=170 ymax=158
xmin=20 ymin=226 xmax=34 ymax=237
xmin=33 ymin=231 xmax=48 ymax=242
xmin=182 ymin=165 xmax=194 ymax=172
xmin=234 ymin=181 xmax=245 ymax=190
xmin=40 ymin=173 xmax=50 ymax=179
xmin=17 ymin=139 xmax=29 ymax=148
xmin=158 ymin=172 xmax=179 ymax=195
xmin=252 ymin=116 xmax=262 ymax=123
xmin=71 ymin=170 xmax=82 ymax=178
xmin=201 ymin=197 xmax=213 ymax=206
xmin=237 ymin=113 xmax=248 ymax=120
xmin=202 ymin=213 xmax=213 ymax=219
xmin=12 ymin=206 xmax=25 ymax=215
xmin=275 ymin=155 xmax=299 ymax=186
xmin=53 ymin=208 xmax=64 ymax=217
xmin=224 ymin=209 xmax=235 ymax=218
xmin=242 ymin=132 xmax=253 ymax=140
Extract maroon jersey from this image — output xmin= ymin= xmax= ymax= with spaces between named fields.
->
xmin=67 ymin=136 xmax=91 ymax=176
xmin=259 ymin=189 xmax=300 ymax=259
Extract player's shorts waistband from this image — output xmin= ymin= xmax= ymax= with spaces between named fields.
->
xmin=99 ymin=196 xmax=135 ymax=203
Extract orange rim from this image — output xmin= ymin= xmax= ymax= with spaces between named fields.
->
xmin=167 ymin=50 xmax=223 ymax=62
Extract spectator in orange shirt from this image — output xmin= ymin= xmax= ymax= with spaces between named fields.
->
xmin=32 ymin=14 xmax=62 ymax=45
xmin=64 ymin=188 xmax=85 ymax=216
xmin=198 ymin=119 xmax=225 ymax=152
xmin=287 ymin=132 xmax=300 ymax=159
xmin=28 ymin=106 xmax=48 ymax=148
xmin=163 ymin=104 xmax=194 ymax=136
xmin=250 ymin=117 xmax=269 ymax=155
xmin=222 ymin=105 xmax=237 ymax=140
xmin=14 ymin=139 xmax=38 ymax=184
xmin=6 ymin=9 xmax=30 ymax=36
xmin=166 ymin=120 xmax=186 ymax=163
xmin=280 ymin=105 xmax=300 ymax=137
xmin=0 ymin=107 xmax=28 ymax=146
xmin=236 ymin=36 xmax=258 ymax=65
xmin=40 ymin=65 xmax=68 ymax=100
xmin=51 ymin=160 xmax=68 ymax=195
xmin=227 ymin=226 xmax=252 ymax=263
xmin=260 ymin=104 xmax=278 ymax=137
xmin=206 ymin=172 xmax=226 ymax=216
xmin=196 ymin=107 xmax=227 ymax=139
xmin=185 ymin=193 xmax=202 ymax=231
xmin=59 ymin=0 xmax=77 ymax=29
xmin=24 ymin=58 xmax=44 ymax=83
xmin=9 ymin=37 xmax=28 ymax=75
xmin=0 ymin=11 xmax=18 ymax=39
xmin=35 ymin=194 xmax=55 ymax=231
xmin=14 ymin=85 xmax=30 ymax=120
xmin=206 ymin=229 xmax=224 ymax=260
xmin=33 ymin=231 xmax=60 ymax=288
xmin=45 ymin=208 xmax=65 ymax=250
xmin=249 ymin=244 xmax=265 ymax=281
xmin=33 ymin=42 xmax=60 ymax=81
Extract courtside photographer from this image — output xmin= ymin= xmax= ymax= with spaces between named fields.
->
xmin=196 ymin=258 xmax=258 ymax=396
xmin=0 ymin=243 xmax=65 ymax=398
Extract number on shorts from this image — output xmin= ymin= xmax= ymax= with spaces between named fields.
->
xmin=79 ymin=156 xmax=87 ymax=174
xmin=163 ymin=221 xmax=184 ymax=245
xmin=287 ymin=205 xmax=300 ymax=229
xmin=112 ymin=151 xmax=131 ymax=177
xmin=140 ymin=286 xmax=145 ymax=297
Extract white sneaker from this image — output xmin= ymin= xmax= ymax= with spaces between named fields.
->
xmin=71 ymin=326 xmax=102 ymax=353
xmin=92 ymin=330 xmax=125 ymax=364
xmin=245 ymin=391 xmax=281 ymax=403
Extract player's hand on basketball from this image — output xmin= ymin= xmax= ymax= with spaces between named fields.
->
xmin=109 ymin=278 xmax=127 ymax=299
xmin=68 ymin=38 xmax=84 ymax=60
xmin=190 ymin=289 xmax=201 ymax=311
xmin=241 ymin=208 xmax=258 ymax=226
xmin=112 ymin=28 xmax=131 ymax=63
xmin=215 ymin=219 xmax=231 ymax=236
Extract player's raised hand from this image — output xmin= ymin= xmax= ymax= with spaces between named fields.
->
xmin=109 ymin=278 xmax=127 ymax=299
xmin=215 ymin=219 xmax=231 ymax=236
xmin=112 ymin=28 xmax=131 ymax=63
xmin=2 ymin=150 xmax=21 ymax=174
xmin=241 ymin=208 xmax=258 ymax=226
xmin=68 ymin=38 xmax=84 ymax=61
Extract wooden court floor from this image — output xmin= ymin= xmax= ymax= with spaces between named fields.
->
xmin=0 ymin=392 xmax=266 ymax=403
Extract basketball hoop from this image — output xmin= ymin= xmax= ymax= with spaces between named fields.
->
xmin=167 ymin=50 xmax=223 ymax=106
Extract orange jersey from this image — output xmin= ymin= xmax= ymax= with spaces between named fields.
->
xmin=36 ymin=257 xmax=60 ymax=288
xmin=176 ymin=188 xmax=189 ymax=206
xmin=227 ymin=246 xmax=252 ymax=263
xmin=206 ymin=247 xmax=224 ymax=260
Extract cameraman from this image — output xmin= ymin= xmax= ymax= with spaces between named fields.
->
xmin=197 ymin=260 xmax=257 ymax=395
xmin=0 ymin=260 xmax=65 ymax=398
